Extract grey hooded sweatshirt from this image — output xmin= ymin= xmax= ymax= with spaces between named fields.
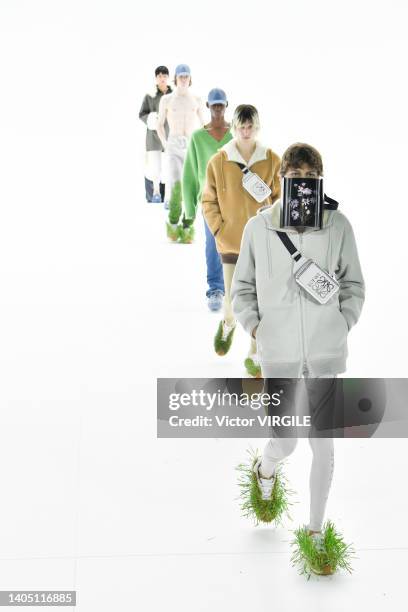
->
xmin=231 ymin=201 xmax=365 ymax=377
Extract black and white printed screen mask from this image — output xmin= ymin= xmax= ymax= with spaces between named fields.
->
xmin=280 ymin=177 xmax=324 ymax=229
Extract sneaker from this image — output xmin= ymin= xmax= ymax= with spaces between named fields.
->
xmin=207 ymin=291 xmax=224 ymax=312
xmin=236 ymin=450 xmax=293 ymax=525
xmin=164 ymin=200 xmax=170 ymax=210
xmin=308 ymin=531 xmax=334 ymax=575
xmin=166 ymin=222 xmax=179 ymax=242
xmin=253 ymin=458 xmax=275 ymax=500
xmin=290 ymin=521 xmax=354 ymax=578
xmin=244 ymin=353 xmax=262 ymax=378
xmin=152 ymin=193 xmax=162 ymax=203
xmin=309 ymin=531 xmax=326 ymax=552
xmin=214 ymin=319 xmax=236 ymax=355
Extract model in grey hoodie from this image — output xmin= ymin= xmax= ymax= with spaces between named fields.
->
xmin=232 ymin=145 xmax=365 ymax=570
xmin=231 ymin=199 xmax=365 ymax=378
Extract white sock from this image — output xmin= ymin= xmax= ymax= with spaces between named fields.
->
xmin=259 ymin=458 xmax=277 ymax=479
xmin=261 ymin=437 xmax=297 ymax=478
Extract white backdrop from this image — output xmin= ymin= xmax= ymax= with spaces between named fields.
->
xmin=0 ymin=1 xmax=408 ymax=609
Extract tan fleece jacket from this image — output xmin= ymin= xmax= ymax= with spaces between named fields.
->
xmin=201 ymin=141 xmax=281 ymax=258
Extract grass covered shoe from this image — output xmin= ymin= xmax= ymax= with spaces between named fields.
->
xmin=236 ymin=449 xmax=293 ymax=526
xmin=244 ymin=353 xmax=262 ymax=378
xmin=214 ymin=320 xmax=236 ymax=355
xmin=178 ymin=225 xmax=195 ymax=244
xmin=166 ymin=222 xmax=180 ymax=242
xmin=178 ymin=215 xmax=195 ymax=243
xmin=290 ymin=521 xmax=355 ymax=579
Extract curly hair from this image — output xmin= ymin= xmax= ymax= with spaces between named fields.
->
xmin=280 ymin=143 xmax=323 ymax=176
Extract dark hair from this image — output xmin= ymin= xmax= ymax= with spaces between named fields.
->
xmin=232 ymin=104 xmax=259 ymax=129
xmin=280 ymin=143 xmax=323 ymax=176
xmin=155 ymin=65 xmax=169 ymax=76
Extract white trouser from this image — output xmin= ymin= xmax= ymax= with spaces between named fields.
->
xmin=145 ymin=151 xmax=166 ymax=194
xmin=165 ymin=135 xmax=188 ymax=203
xmin=261 ymin=374 xmax=336 ymax=532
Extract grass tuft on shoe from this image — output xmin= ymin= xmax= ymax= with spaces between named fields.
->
xmin=236 ymin=449 xmax=294 ymax=526
xmin=214 ymin=320 xmax=236 ymax=355
xmin=290 ymin=520 xmax=355 ymax=579
xmin=244 ymin=354 xmax=262 ymax=378
xmin=178 ymin=225 xmax=195 ymax=244
xmin=166 ymin=222 xmax=180 ymax=242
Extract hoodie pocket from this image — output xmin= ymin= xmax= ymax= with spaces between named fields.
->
xmin=305 ymin=300 xmax=348 ymax=358
xmin=256 ymin=305 xmax=301 ymax=363
xmin=215 ymin=221 xmax=227 ymax=249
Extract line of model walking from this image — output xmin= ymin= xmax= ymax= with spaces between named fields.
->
xmin=140 ymin=64 xmax=365 ymax=578
xmin=139 ymin=64 xmax=364 ymax=380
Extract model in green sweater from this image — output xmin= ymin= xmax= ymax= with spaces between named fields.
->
xmin=182 ymin=88 xmax=233 ymax=311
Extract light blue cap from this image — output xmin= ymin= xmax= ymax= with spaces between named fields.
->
xmin=175 ymin=64 xmax=191 ymax=77
xmin=207 ymin=88 xmax=228 ymax=106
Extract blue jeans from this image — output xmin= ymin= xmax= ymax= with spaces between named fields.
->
xmin=204 ymin=215 xmax=224 ymax=297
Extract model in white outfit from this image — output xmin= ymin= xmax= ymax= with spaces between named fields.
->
xmin=157 ymin=66 xmax=205 ymax=212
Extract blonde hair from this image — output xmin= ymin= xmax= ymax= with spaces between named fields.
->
xmin=231 ymin=104 xmax=260 ymax=135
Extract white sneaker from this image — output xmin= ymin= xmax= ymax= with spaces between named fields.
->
xmin=221 ymin=320 xmax=235 ymax=340
xmin=214 ymin=319 xmax=236 ymax=356
xmin=253 ymin=458 xmax=275 ymax=500
xmin=309 ymin=531 xmax=325 ymax=553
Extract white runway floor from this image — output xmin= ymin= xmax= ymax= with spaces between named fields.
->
xmin=0 ymin=200 xmax=407 ymax=611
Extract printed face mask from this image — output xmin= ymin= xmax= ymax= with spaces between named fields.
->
xmin=280 ymin=177 xmax=324 ymax=229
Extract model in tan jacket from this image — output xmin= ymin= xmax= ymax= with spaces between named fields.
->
xmin=201 ymin=110 xmax=281 ymax=378
xmin=202 ymin=140 xmax=281 ymax=262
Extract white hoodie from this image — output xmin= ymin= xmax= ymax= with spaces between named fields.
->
xmin=231 ymin=201 xmax=365 ymax=377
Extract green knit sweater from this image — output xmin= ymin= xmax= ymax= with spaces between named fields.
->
xmin=182 ymin=127 xmax=232 ymax=220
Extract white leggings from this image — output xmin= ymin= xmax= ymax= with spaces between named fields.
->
xmin=261 ymin=376 xmax=335 ymax=532
xmin=146 ymin=151 xmax=166 ymax=194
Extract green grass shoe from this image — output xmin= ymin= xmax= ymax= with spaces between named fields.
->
xmin=244 ymin=354 xmax=262 ymax=378
xmin=214 ymin=320 xmax=236 ymax=356
xmin=178 ymin=225 xmax=195 ymax=244
xmin=236 ymin=449 xmax=294 ymax=526
xmin=166 ymin=222 xmax=180 ymax=242
xmin=290 ymin=521 xmax=355 ymax=579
